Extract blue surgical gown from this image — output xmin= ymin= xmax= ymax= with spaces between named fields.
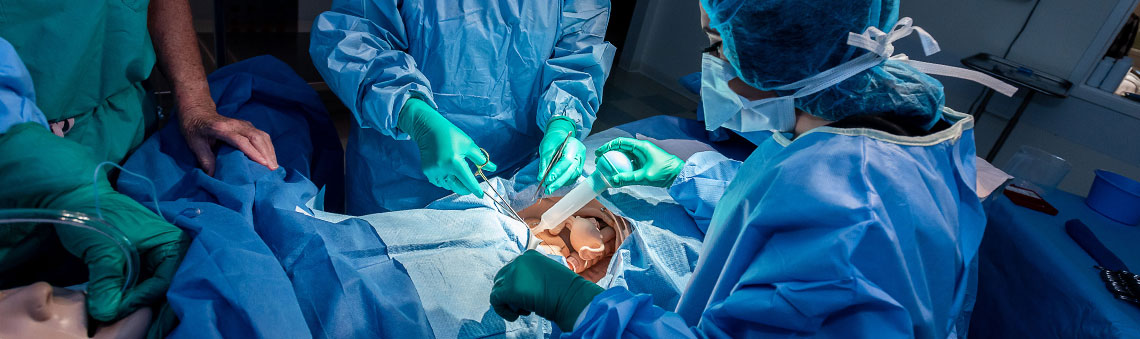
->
xmin=310 ymin=0 xmax=615 ymax=214
xmin=0 ymin=37 xmax=48 ymax=134
xmin=569 ymin=108 xmax=986 ymax=338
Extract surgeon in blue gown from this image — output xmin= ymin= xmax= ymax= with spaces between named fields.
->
xmin=489 ymin=0 xmax=1001 ymax=337
xmin=310 ymin=0 xmax=616 ymax=214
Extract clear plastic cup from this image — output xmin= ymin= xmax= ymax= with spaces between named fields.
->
xmin=1001 ymin=145 xmax=1072 ymax=196
xmin=534 ymin=151 xmax=632 ymax=234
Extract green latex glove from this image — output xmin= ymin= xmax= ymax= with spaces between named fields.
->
xmin=397 ymin=98 xmax=496 ymax=197
xmin=593 ymin=137 xmax=684 ymax=188
xmin=538 ymin=118 xmax=586 ymax=194
xmin=489 ymin=250 xmax=604 ymax=331
xmin=0 ymin=123 xmax=188 ymax=322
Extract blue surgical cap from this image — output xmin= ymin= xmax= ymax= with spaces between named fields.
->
xmin=702 ymin=0 xmax=946 ymax=123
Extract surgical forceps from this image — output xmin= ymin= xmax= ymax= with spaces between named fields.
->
xmin=534 ymin=133 xmax=573 ymax=201
xmin=474 ymin=148 xmax=526 ymax=225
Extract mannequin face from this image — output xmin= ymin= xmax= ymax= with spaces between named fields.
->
xmin=0 ymin=282 xmax=152 ymax=339
xmin=518 ymin=198 xmax=631 ymax=282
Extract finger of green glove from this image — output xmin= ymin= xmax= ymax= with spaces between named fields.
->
xmin=427 ymin=174 xmax=446 ymax=191
xmin=84 ymin=252 xmax=128 ymax=322
xmin=609 ymin=171 xmax=646 ymax=188
xmin=490 ymin=288 xmax=528 ymax=321
xmin=443 ymin=175 xmax=473 ymax=196
xmin=547 ymin=164 xmax=582 ymax=195
xmin=465 ymin=147 xmax=496 ymax=173
xmin=595 ymin=138 xmax=652 ymax=169
xmin=491 ymin=256 xmax=522 ymax=320
xmin=538 ymin=134 xmax=560 ymax=176
xmin=544 ymin=155 xmax=577 ymax=194
xmin=593 ymin=138 xmax=632 ymax=157
xmin=119 ymin=246 xmax=182 ymax=316
xmin=537 ymin=153 xmax=550 ymax=180
xmin=452 ymin=160 xmax=485 ymax=198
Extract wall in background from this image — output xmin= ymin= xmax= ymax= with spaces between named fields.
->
xmin=899 ymin=0 xmax=1140 ymax=196
xmin=191 ymin=0 xmax=330 ymax=32
xmin=618 ymin=0 xmax=707 ymax=101
xmin=297 ymin=0 xmax=331 ymax=32
xmin=191 ymin=0 xmax=214 ymax=32
xmin=618 ymin=0 xmax=1140 ymax=196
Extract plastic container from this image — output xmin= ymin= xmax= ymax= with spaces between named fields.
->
xmin=535 ymin=151 xmax=633 ymax=233
xmin=1086 ymin=170 xmax=1140 ymax=225
xmin=1002 ymin=146 xmax=1071 ymax=196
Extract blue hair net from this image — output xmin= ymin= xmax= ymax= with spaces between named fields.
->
xmin=702 ymin=0 xmax=945 ymax=123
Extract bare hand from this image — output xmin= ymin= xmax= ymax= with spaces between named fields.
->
xmin=179 ymin=107 xmax=278 ymax=175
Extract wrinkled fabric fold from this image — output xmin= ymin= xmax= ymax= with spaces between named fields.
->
xmin=310 ymin=0 xmax=615 ymax=213
xmin=118 ymin=56 xmax=432 ymax=338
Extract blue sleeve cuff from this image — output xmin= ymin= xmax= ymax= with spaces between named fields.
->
xmin=0 ymin=38 xmax=48 ymax=134
xmin=668 ymin=151 xmax=742 ymax=234
xmin=566 ymin=286 xmax=694 ymax=338
xmin=537 ymin=92 xmax=589 ymax=138
xmin=362 ymin=82 xmax=437 ymax=140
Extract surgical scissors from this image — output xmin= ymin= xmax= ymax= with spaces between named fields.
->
xmin=534 ymin=133 xmax=573 ymax=201
xmin=474 ymin=148 xmax=526 ymax=224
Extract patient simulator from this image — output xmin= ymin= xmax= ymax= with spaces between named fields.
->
xmin=36 ymin=54 xmax=718 ymax=338
xmin=0 ymin=282 xmax=152 ymax=339
xmin=520 ymin=197 xmax=631 ymax=282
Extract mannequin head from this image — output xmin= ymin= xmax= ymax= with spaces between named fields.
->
xmin=0 ymin=282 xmax=151 ymax=339
xmin=518 ymin=198 xmax=632 ymax=282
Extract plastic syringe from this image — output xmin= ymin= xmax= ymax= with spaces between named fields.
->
xmin=533 ymin=151 xmax=633 ymax=233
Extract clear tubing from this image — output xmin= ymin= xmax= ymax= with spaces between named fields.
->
xmin=93 ymin=161 xmax=164 ymax=221
xmin=535 ymin=174 xmax=606 ymax=232
xmin=535 ymin=151 xmax=633 ymax=232
xmin=0 ymin=209 xmax=139 ymax=294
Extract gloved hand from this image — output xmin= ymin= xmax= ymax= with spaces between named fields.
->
xmin=594 ymin=137 xmax=684 ymax=188
xmin=57 ymin=190 xmax=187 ymax=322
xmin=489 ymin=250 xmax=603 ymax=332
xmin=397 ymin=98 xmax=496 ymax=197
xmin=538 ymin=118 xmax=586 ymax=194
xmin=0 ymin=123 xmax=188 ymax=322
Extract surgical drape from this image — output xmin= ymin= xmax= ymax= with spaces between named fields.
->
xmin=569 ymin=109 xmax=986 ymax=338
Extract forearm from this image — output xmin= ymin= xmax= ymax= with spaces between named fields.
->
xmin=148 ymin=0 xmax=214 ymax=114
xmin=668 ymin=151 xmax=742 ymax=235
xmin=310 ymin=5 xmax=434 ymax=137
xmin=537 ymin=0 xmax=615 ymax=135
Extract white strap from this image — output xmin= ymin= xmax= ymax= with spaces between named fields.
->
xmin=848 ymin=18 xmax=942 ymax=58
xmin=902 ymin=59 xmax=1020 ymax=97
xmin=847 ymin=17 xmax=1017 ymax=97
xmin=765 ymin=17 xmax=1018 ymax=99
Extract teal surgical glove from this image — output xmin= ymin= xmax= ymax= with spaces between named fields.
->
xmin=0 ymin=123 xmax=188 ymax=322
xmin=490 ymin=250 xmax=603 ymax=332
xmin=594 ymin=137 xmax=684 ymax=188
xmin=397 ymin=98 xmax=496 ymax=197
xmin=538 ymin=118 xmax=586 ymax=194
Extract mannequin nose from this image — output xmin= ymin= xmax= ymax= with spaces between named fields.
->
xmin=22 ymin=282 xmax=55 ymax=321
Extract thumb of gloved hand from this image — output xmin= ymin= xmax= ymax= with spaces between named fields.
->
xmin=489 ymin=250 xmax=603 ymax=331
xmin=76 ymin=235 xmax=132 ymax=321
xmin=539 ymin=118 xmax=586 ymax=194
xmin=594 ymin=138 xmax=683 ymax=188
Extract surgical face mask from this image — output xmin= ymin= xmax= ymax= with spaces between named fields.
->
xmin=700 ymin=53 xmax=796 ymax=135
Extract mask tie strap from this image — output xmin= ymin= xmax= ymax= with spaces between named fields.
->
xmin=847 ymin=18 xmax=1018 ymax=97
